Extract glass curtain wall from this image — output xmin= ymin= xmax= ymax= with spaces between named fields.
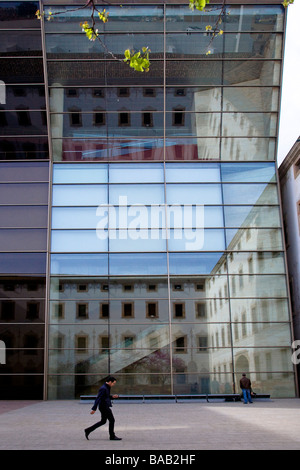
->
xmin=43 ymin=2 xmax=297 ymax=399
xmin=0 ymin=0 xmax=49 ymax=398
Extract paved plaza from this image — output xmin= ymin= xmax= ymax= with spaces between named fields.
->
xmin=1 ymin=398 xmax=300 ymax=451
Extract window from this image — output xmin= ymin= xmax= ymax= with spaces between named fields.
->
xmin=76 ymin=303 xmax=88 ymax=319
xmin=198 ymin=336 xmax=208 ymax=351
xmin=174 ymin=89 xmax=186 ymax=97
xmin=147 ymin=284 xmax=157 ymax=292
xmin=195 ymin=302 xmax=206 ymax=319
xmin=17 ymin=109 xmax=31 ymax=126
xmin=118 ymin=88 xmax=130 ymax=97
xmin=142 ymin=112 xmax=153 ymax=127
xmin=173 ymin=108 xmax=185 ymax=126
xmin=122 ymin=302 xmax=134 ymax=318
xmin=100 ymin=335 xmax=110 ymax=353
xmin=123 ymin=336 xmax=134 ymax=348
xmin=76 ymin=336 xmax=88 ymax=352
xmin=93 ymin=89 xmax=105 ymax=97
xmin=119 ymin=112 xmax=130 ymax=126
xmin=146 ymin=302 xmax=158 ymax=318
xmin=143 ymin=88 xmax=156 ymax=97
xmin=66 ymin=89 xmax=78 ymax=97
xmin=100 ymin=303 xmax=109 ymax=319
xmin=26 ymin=302 xmax=39 ymax=320
xmin=123 ymin=284 xmax=133 ymax=292
xmin=77 ymin=284 xmax=88 ymax=292
xmin=53 ymin=302 xmax=65 ymax=320
xmin=1 ymin=301 xmax=15 ymax=320
xmin=70 ymin=112 xmax=82 ymax=127
xmin=175 ymin=336 xmax=187 ymax=353
xmin=173 ymin=302 xmax=185 ymax=318
xmin=94 ymin=111 xmax=105 ymax=126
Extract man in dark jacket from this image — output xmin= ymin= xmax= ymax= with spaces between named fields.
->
xmin=84 ymin=376 xmax=122 ymax=440
xmin=240 ymin=373 xmax=253 ymax=404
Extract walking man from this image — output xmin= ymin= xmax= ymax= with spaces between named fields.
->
xmin=240 ymin=373 xmax=253 ymax=404
xmin=84 ymin=376 xmax=122 ymax=441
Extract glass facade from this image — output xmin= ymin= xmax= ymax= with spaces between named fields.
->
xmin=0 ymin=0 xmax=297 ymax=399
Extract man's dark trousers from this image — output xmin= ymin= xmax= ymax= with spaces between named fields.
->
xmin=86 ymin=406 xmax=115 ymax=438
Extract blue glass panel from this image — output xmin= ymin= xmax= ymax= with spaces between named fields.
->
xmin=52 ymin=207 xmax=100 ymax=229
xmin=108 ymin=229 xmax=167 ymax=252
xmin=109 ymin=253 xmax=167 ymax=275
xmin=165 ymin=163 xmax=221 ymax=182
xmin=51 ymin=254 xmax=108 ymax=275
xmin=169 ymin=252 xmax=225 ymax=275
xmin=109 ymin=184 xmax=165 ymax=205
xmin=109 ymin=163 xmax=164 ymax=183
xmin=51 ymin=230 xmax=108 ymax=252
xmin=221 ymin=162 xmax=276 ymax=183
xmin=52 ymin=185 xmax=108 ymax=206
xmin=166 ymin=184 xmax=222 ymax=205
xmin=168 ymin=229 xmax=225 ymax=252
xmin=53 ymin=164 xmax=108 ymax=183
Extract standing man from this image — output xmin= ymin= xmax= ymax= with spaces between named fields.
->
xmin=84 ymin=376 xmax=122 ymax=441
xmin=240 ymin=373 xmax=253 ymax=404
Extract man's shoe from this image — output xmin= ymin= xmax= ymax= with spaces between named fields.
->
xmin=110 ymin=436 xmax=122 ymax=440
xmin=84 ymin=429 xmax=90 ymax=440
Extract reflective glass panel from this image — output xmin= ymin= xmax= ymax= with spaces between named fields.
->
xmin=227 ymin=251 xmax=286 ymax=275
xmin=166 ymin=184 xmax=222 ymax=205
xmin=0 ymin=161 xmax=49 ymax=182
xmin=47 ymin=60 xmax=164 ymax=86
xmin=51 ymin=230 xmax=108 ymax=253
xmin=222 ymin=183 xmax=278 ymax=205
xmin=0 ymin=2 xmax=39 ymax=28
xmin=166 ymin=61 xmax=222 ymax=86
xmin=233 ymin=373 xmax=295 ymax=398
xmin=0 ymin=31 xmax=42 ymax=55
xmin=0 ymin=183 xmax=48 ymax=204
xmin=229 ymin=298 xmax=290 ymax=322
xmin=224 ymin=206 xmax=281 ymax=228
xmin=169 ymin=253 xmax=226 ymax=275
xmin=166 ymin=163 xmax=221 ymax=182
xmin=3 ymin=85 xmax=46 ymax=111
xmin=0 ymin=229 xmax=47 ymax=251
xmin=109 ymin=253 xmax=168 ymax=275
xmin=0 ymin=110 xmax=47 ymax=135
xmin=53 ymin=163 xmax=107 ymax=184
xmin=226 ymin=228 xmax=283 ymax=251
xmin=0 ymin=253 xmax=46 ymax=274
xmin=0 ymin=137 xmax=49 ymax=160
xmin=166 ymin=87 xmax=222 ymax=112
xmin=223 ymin=87 xmax=279 ymax=112
xmin=221 ymin=137 xmax=276 ymax=161
xmin=0 ymin=58 xmax=44 ymax=83
xmin=49 ymin=86 xmax=164 ymax=113
xmin=44 ymin=5 xmax=164 ymax=33
xmin=165 ymin=137 xmax=220 ymax=161
xmin=221 ymin=162 xmax=276 ymax=183
xmin=223 ymin=60 xmax=281 ymax=86
xmin=46 ymin=33 xmax=163 ymax=58
xmin=222 ymin=113 xmax=277 ymax=137
xmin=109 ymin=184 xmax=164 ymax=205
xmin=52 ymin=184 xmax=107 ymax=206
xmin=228 ymin=274 xmax=288 ymax=298
xmin=50 ymin=254 xmax=108 ymax=276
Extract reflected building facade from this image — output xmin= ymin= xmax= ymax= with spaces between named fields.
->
xmin=0 ymin=0 xmax=298 ymax=399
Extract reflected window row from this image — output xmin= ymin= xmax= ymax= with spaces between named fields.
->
xmin=48 ymin=297 xmax=290 ymax=324
xmin=49 ymin=86 xmax=280 ymax=113
xmin=49 ymin=111 xmax=278 ymax=139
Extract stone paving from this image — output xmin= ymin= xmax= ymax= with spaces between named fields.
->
xmin=1 ymin=398 xmax=300 ymax=450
